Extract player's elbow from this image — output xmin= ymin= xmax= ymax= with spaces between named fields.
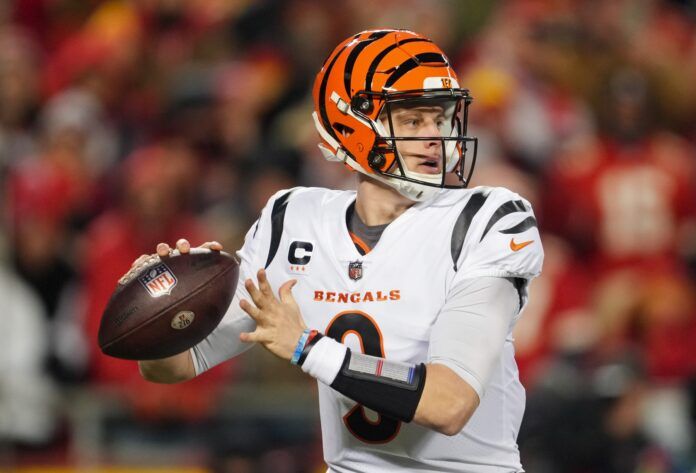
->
xmin=433 ymin=397 xmax=478 ymax=436
xmin=138 ymin=351 xmax=196 ymax=384
xmin=416 ymin=364 xmax=480 ymax=436
xmin=437 ymin=423 xmax=462 ymax=437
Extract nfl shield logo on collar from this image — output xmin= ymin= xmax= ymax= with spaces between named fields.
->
xmin=139 ymin=263 xmax=178 ymax=297
xmin=348 ymin=261 xmax=363 ymax=281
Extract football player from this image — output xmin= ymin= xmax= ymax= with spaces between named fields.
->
xmin=134 ymin=30 xmax=543 ymax=472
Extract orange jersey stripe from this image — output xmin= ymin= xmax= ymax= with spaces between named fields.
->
xmin=349 ymin=231 xmax=371 ymax=255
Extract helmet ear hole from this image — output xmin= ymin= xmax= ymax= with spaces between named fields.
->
xmin=333 ymin=123 xmax=355 ymax=138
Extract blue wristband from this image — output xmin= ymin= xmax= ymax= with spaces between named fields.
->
xmin=291 ymin=329 xmax=312 ymax=365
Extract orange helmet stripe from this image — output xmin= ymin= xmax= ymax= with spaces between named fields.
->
xmin=384 ymin=52 xmax=448 ymax=89
xmin=363 ymin=38 xmax=432 ymax=93
xmin=342 ymin=30 xmax=391 ymax=96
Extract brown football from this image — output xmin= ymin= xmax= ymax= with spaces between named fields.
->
xmin=98 ymin=249 xmax=239 ymax=360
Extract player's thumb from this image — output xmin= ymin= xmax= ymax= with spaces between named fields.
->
xmin=278 ymin=279 xmax=298 ymax=303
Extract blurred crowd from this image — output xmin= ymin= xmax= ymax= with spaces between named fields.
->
xmin=1 ymin=0 xmax=696 ymax=472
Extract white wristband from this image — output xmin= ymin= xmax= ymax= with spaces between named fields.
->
xmin=300 ymin=336 xmax=348 ymax=386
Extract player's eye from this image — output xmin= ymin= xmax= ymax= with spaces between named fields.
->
xmin=400 ymin=117 xmax=420 ymax=127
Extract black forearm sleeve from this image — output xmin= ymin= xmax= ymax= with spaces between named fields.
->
xmin=329 ymin=349 xmax=427 ymax=423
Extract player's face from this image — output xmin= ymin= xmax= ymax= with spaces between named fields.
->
xmin=381 ymin=104 xmax=447 ymax=175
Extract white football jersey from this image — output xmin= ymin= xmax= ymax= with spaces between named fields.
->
xmin=193 ymin=186 xmax=543 ymax=472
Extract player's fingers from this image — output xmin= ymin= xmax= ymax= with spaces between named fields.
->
xmin=239 ymin=299 xmax=261 ymax=320
xmin=239 ymin=331 xmax=262 ymax=343
xmin=200 ymin=241 xmax=223 ymax=251
xmin=176 ymin=238 xmax=191 ymax=254
xmin=239 ymin=326 xmax=271 ymax=344
xmin=278 ymin=279 xmax=298 ymax=304
xmin=156 ymin=243 xmax=171 ymax=257
xmin=257 ymin=269 xmax=274 ymax=297
xmin=244 ymin=278 xmax=266 ymax=308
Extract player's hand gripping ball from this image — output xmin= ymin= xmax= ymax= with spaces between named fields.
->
xmin=98 ymin=246 xmax=238 ymax=360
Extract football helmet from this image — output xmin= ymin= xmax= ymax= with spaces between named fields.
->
xmin=312 ymin=29 xmax=477 ymax=201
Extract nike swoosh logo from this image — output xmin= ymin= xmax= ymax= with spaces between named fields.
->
xmin=510 ymin=238 xmax=534 ymax=252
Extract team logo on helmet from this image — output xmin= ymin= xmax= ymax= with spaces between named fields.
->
xmin=348 ymin=261 xmax=363 ymax=281
xmin=139 ymin=263 xmax=178 ymax=298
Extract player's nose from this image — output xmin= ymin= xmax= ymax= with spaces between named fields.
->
xmin=421 ymin=119 xmax=442 ymax=136
xmin=421 ymin=120 xmax=443 ymax=148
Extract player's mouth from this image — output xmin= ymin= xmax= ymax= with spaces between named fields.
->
xmin=414 ymin=156 xmax=442 ymax=174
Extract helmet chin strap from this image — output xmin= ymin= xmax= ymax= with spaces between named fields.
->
xmin=384 ymin=163 xmax=443 ymax=202
xmin=393 ymin=179 xmax=441 ymax=202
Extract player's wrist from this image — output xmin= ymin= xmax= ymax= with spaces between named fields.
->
xmin=297 ymin=330 xmax=322 ymax=366
xmin=290 ymin=328 xmax=315 ymax=365
xmin=298 ymin=335 xmax=347 ymax=385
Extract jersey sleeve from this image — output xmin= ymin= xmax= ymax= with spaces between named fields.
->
xmin=190 ymin=189 xmax=295 ymax=374
xmin=428 ymin=277 xmax=520 ymax=397
xmin=454 ymin=188 xmax=544 ymax=282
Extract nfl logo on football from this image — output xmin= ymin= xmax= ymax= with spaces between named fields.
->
xmin=139 ymin=264 xmax=178 ymax=297
xmin=348 ymin=261 xmax=363 ymax=281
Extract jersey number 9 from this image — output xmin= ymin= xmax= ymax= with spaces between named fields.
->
xmin=326 ymin=311 xmax=400 ymax=443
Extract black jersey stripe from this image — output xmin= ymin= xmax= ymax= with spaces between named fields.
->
xmin=383 ymin=52 xmax=447 ymax=89
xmin=498 ymin=216 xmax=538 ymax=235
xmin=264 ymin=190 xmax=293 ymax=269
xmin=343 ymin=31 xmax=390 ymax=96
xmin=451 ymin=192 xmax=489 ymax=271
xmin=252 ymin=219 xmax=260 ymax=238
xmin=365 ymin=38 xmax=431 ymax=92
xmin=511 ymin=277 xmax=527 ymax=311
xmin=480 ymin=200 xmax=527 ymax=241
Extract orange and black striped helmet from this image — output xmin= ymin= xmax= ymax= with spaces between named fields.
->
xmin=312 ymin=29 xmax=477 ymax=201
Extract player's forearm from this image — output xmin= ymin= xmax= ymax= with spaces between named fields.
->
xmin=297 ymin=335 xmax=479 ymax=436
xmin=138 ymin=349 xmax=196 ymax=383
xmin=413 ymin=363 xmax=480 ymax=435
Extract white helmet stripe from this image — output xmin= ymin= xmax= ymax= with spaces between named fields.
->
xmin=312 ymin=111 xmax=341 ymax=152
